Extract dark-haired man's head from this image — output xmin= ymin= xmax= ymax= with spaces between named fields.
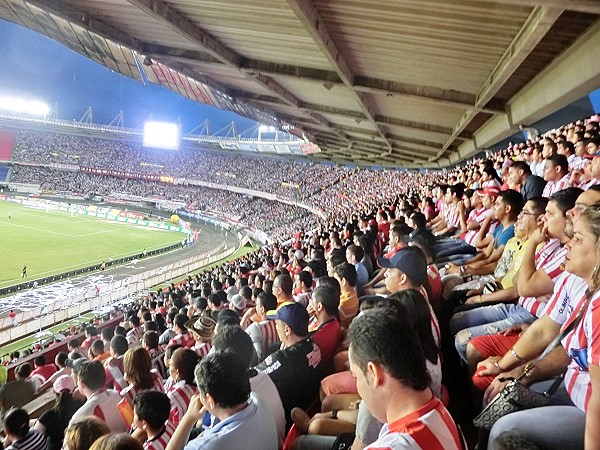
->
xmin=495 ymin=189 xmax=524 ymax=222
xmin=212 ymin=324 xmax=255 ymax=368
xmin=77 ymin=360 xmax=107 ymax=395
xmin=272 ymin=274 xmax=293 ymax=303
xmin=348 ymin=308 xmax=430 ymax=424
xmin=310 ymin=284 xmax=340 ymax=318
xmin=326 ymin=250 xmax=347 ymax=276
xmin=110 ymin=335 xmax=128 ymax=357
xmin=332 ymin=262 xmax=357 ymax=289
xmin=133 ymin=391 xmax=171 ymax=432
xmin=543 ymin=154 xmax=569 ymax=182
xmin=195 ymin=351 xmax=251 ymax=416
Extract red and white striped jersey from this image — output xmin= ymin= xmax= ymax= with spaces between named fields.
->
xmin=463 ymin=207 xmax=494 ymax=246
xmin=544 ymin=273 xmax=588 ymax=325
xmin=192 ymin=341 xmax=212 ymax=359
xmin=120 ymin=371 xmax=164 ymax=406
xmin=167 ymin=380 xmax=198 ymax=426
xmin=143 ymin=421 xmax=176 ymax=450
xmin=168 ymin=332 xmax=195 ymax=349
xmin=542 ymin=174 xmax=570 ymax=198
xmin=247 ymin=320 xmax=280 ymax=363
xmin=579 ymin=178 xmax=600 ymax=190
xmin=127 ymin=327 xmax=143 ymax=347
xmin=105 ymin=356 xmax=128 ymax=392
xmin=365 ymin=397 xmax=464 ymax=450
xmin=483 ymin=179 xmax=502 ymax=190
xmin=562 ymin=290 xmax=600 ymax=412
xmin=570 ymin=156 xmax=589 ymax=171
xmin=518 ymin=239 xmax=566 ymax=317
xmin=446 ymin=204 xmax=461 ymax=229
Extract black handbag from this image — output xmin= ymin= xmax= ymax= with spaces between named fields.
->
xmin=473 ymin=290 xmax=592 ymax=430
xmin=473 ymin=371 xmax=564 ymax=430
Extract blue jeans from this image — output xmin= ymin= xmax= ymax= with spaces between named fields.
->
xmin=488 ymin=381 xmax=583 ymax=450
xmin=450 ymin=303 xmax=536 ymax=361
xmin=434 ymin=239 xmax=477 ymax=259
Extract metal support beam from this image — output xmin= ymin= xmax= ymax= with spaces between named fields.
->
xmin=125 ymin=0 xmax=350 ymax=143
xmin=473 ymin=0 xmax=600 ymax=14
xmin=354 ymin=76 xmax=504 ymax=114
xmin=240 ymin=93 xmax=455 ymax=143
xmin=286 ymin=0 xmax=392 ymax=151
xmin=141 ymin=42 xmax=502 ymax=113
xmin=25 ymin=0 xmax=142 ymax=50
xmin=436 ymin=6 xmax=563 ymax=161
xmin=374 ymin=115 xmax=456 ymax=137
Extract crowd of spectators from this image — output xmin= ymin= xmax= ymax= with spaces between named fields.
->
xmin=11 ymin=130 xmax=348 ymax=201
xmin=3 ymin=115 xmax=600 ymax=449
xmin=11 ymin=166 xmax=319 ymax=240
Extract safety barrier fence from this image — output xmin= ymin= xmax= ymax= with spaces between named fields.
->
xmin=0 ymin=242 xmax=238 ymax=346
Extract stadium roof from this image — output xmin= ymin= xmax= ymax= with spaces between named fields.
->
xmin=1 ymin=1 xmax=599 ymax=168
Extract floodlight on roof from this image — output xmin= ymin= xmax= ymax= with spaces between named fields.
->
xmin=258 ymin=125 xmax=276 ymax=133
xmin=143 ymin=120 xmax=181 ymax=150
xmin=0 ymin=96 xmax=50 ymax=116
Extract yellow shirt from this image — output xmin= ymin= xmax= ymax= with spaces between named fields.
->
xmin=498 ymin=237 xmax=527 ymax=288
xmin=339 ymin=290 xmax=359 ymax=328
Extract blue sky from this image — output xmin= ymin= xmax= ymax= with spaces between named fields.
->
xmin=0 ymin=19 xmax=257 ymax=135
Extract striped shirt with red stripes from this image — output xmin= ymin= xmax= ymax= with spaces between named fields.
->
xmin=544 ymin=273 xmax=588 ymax=325
xmin=542 ymin=174 xmax=570 ymax=198
xmin=247 ymin=320 xmax=279 ymax=362
xmin=192 ymin=341 xmax=212 ymax=359
xmin=143 ymin=421 xmax=176 ymax=450
xmin=463 ymin=207 xmax=493 ymax=246
xmin=579 ymin=178 xmax=600 ymax=190
xmin=518 ymin=238 xmax=567 ymax=317
xmin=168 ymin=332 xmax=196 ymax=349
xmin=105 ymin=356 xmax=128 ymax=392
xmin=167 ymin=380 xmax=198 ymax=426
xmin=365 ymin=397 xmax=464 ymax=450
xmin=444 ymin=203 xmax=460 ymax=229
xmin=562 ymin=290 xmax=600 ymax=412
xmin=120 ymin=371 xmax=164 ymax=406
xmin=127 ymin=327 xmax=143 ymax=347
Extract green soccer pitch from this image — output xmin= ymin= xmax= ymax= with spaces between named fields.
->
xmin=0 ymin=201 xmax=186 ymax=288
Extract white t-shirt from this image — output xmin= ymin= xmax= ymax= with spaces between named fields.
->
xmin=250 ymin=371 xmax=286 ymax=449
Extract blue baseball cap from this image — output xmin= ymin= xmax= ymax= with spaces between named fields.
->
xmin=377 ymin=247 xmax=427 ymax=287
xmin=266 ymin=302 xmax=309 ymax=337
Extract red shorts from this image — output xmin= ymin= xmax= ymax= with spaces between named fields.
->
xmin=320 ymin=370 xmax=357 ymax=396
xmin=470 ymin=333 xmax=520 ymax=391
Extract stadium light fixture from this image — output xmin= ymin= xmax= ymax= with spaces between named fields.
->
xmin=0 ymin=96 xmax=50 ymax=116
xmin=258 ymin=125 xmax=276 ymax=133
xmin=143 ymin=120 xmax=181 ymax=150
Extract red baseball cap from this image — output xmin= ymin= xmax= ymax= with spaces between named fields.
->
xmin=475 ymin=186 xmax=500 ymax=197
